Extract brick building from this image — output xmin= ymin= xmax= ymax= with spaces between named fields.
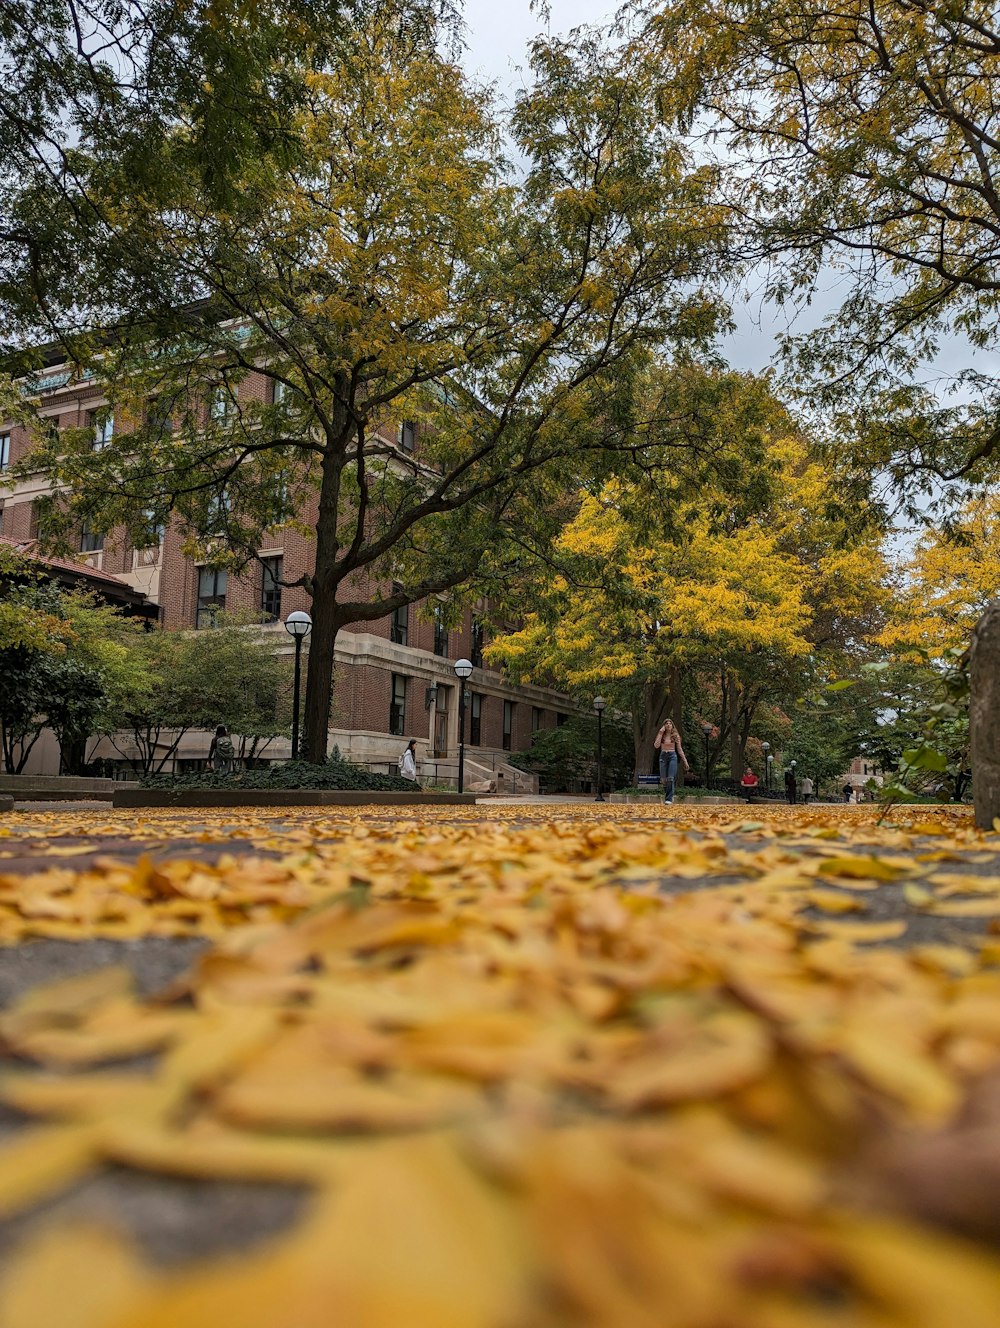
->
xmin=0 ymin=357 xmax=572 ymax=785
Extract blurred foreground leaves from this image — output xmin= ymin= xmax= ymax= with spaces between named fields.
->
xmin=2 ymin=805 xmax=1000 ymax=1325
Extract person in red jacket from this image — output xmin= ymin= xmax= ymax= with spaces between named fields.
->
xmin=739 ymin=767 xmax=759 ymax=801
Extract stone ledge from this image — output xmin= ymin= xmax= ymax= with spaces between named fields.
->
xmin=113 ymin=789 xmax=481 ymax=809
xmin=0 ymin=794 xmax=13 ymax=813
xmin=608 ymin=793 xmax=742 ymax=805
xmin=0 ymin=774 xmax=131 ymax=800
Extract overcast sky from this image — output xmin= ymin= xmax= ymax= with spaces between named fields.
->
xmin=458 ymin=0 xmax=994 ymax=393
xmin=458 ymin=0 xmax=805 ymax=376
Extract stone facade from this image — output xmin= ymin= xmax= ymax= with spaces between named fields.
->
xmin=1 ymin=365 xmax=571 ymax=785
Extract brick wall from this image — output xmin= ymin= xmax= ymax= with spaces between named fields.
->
xmin=2 ymin=371 xmax=569 ymax=756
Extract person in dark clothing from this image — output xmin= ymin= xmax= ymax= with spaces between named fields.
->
xmin=784 ymin=767 xmax=797 ymax=804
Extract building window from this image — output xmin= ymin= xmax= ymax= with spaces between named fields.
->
xmin=146 ymin=397 xmax=172 ymax=435
xmin=80 ymin=521 xmax=104 ymax=554
xmin=556 ymin=712 xmax=568 ymax=727
xmin=470 ymin=693 xmax=483 ymax=747
xmin=470 ymin=619 xmax=484 ymax=668
xmin=196 ymin=566 xmax=227 ymax=628
xmin=531 ymin=706 xmax=542 ymax=733
xmin=87 ymin=410 xmax=113 ymax=450
xmin=390 ymin=601 xmax=408 ymax=646
xmin=207 ymin=488 xmax=230 ymax=533
xmin=390 ymin=673 xmax=407 ymax=737
xmin=0 ymin=433 xmax=11 ymax=470
xmin=503 ymin=700 xmax=514 ymax=751
xmin=260 ymin=556 xmax=283 ymax=622
xmin=433 ymin=604 xmax=448 ymax=657
xmin=209 ymin=385 xmax=234 ymax=422
xmin=397 ymin=420 xmax=416 ymax=453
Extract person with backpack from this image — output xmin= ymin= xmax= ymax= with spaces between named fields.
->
xmin=209 ymin=724 xmax=235 ymax=775
xmin=398 ymin=738 xmax=420 ymax=786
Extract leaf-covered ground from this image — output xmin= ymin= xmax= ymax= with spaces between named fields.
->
xmin=2 ymin=804 xmax=1000 ymax=1326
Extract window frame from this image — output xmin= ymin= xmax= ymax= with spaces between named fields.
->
xmin=79 ymin=521 xmax=104 ymax=554
xmin=470 ymin=692 xmax=483 ymax=747
xmin=502 ymin=699 xmax=514 ymax=752
xmin=196 ymin=565 xmax=228 ymax=629
xmin=397 ymin=420 xmax=416 ymax=453
xmin=209 ymin=384 xmax=234 ymax=423
xmin=432 ymin=604 xmax=448 ymax=658
xmin=0 ymin=433 xmax=11 ymax=471
xmin=260 ymin=555 xmax=283 ymax=623
xmin=389 ymin=673 xmax=407 ymax=737
xmin=87 ymin=409 xmax=114 ymax=451
xmin=470 ymin=619 xmax=485 ymax=669
xmin=390 ymin=600 xmax=408 ymax=646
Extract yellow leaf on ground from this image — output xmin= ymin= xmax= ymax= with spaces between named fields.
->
xmin=817 ymin=855 xmax=907 ymax=881
xmin=811 ymin=919 xmax=908 ymax=943
xmin=806 ymin=888 xmax=865 ymax=914
xmin=0 ymin=1124 xmax=97 ymax=1218
xmin=0 ymin=1222 xmax=149 ymax=1328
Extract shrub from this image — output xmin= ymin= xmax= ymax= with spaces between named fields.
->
xmin=141 ymin=756 xmax=411 ymax=791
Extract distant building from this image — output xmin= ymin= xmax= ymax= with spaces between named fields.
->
xmin=0 ymin=356 xmax=571 ymax=786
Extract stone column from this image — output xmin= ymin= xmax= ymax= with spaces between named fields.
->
xmin=971 ymin=602 xmax=1000 ymax=829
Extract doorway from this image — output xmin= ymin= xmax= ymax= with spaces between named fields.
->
xmin=433 ymin=684 xmax=450 ymax=758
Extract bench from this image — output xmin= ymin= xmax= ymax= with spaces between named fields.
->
xmin=637 ymin=775 xmax=661 ymax=789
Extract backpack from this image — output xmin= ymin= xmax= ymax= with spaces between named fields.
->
xmin=397 ymin=752 xmax=406 ymax=775
xmin=216 ymin=735 xmax=235 ymax=760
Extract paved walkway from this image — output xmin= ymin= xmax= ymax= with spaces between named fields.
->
xmin=0 ymin=802 xmax=991 ymax=1271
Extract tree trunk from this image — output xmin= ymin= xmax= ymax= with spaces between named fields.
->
xmin=631 ymin=679 xmax=670 ymax=783
xmin=302 ymin=412 xmax=347 ymax=765
xmin=971 ymin=602 xmax=1000 ymax=829
xmin=728 ymin=668 xmax=741 ymax=788
xmin=670 ymin=667 xmax=685 ymax=787
xmin=301 ymin=585 xmax=341 ymax=763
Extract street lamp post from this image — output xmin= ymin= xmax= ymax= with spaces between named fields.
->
xmin=789 ymin=758 xmax=797 ymax=804
xmin=701 ymin=722 xmax=712 ymax=788
xmin=453 ymin=658 xmax=473 ymax=793
xmin=284 ymin=611 xmax=312 ymax=761
xmin=593 ymin=697 xmax=606 ymax=802
xmin=766 ymin=752 xmax=774 ymax=792
xmin=761 ymin=741 xmax=770 ymax=792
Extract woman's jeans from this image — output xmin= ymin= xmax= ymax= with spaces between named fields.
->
xmin=659 ymin=750 xmax=678 ymax=802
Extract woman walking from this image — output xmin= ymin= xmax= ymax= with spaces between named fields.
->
xmin=653 ymin=718 xmax=689 ymax=805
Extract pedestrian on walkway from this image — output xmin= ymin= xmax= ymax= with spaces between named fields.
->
xmin=653 ymin=718 xmax=689 ymax=805
xmin=209 ymin=725 xmax=235 ymax=776
xmin=398 ymin=739 xmax=420 ymax=786
xmin=740 ymin=767 xmax=758 ymax=801
xmin=842 ymin=782 xmax=853 ymax=803
xmin=800 ymin=775 xmax=814 ymax=803
xmin=784 ymin=767 xmax=797 ymax=804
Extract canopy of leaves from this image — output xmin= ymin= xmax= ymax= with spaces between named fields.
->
xmin=0 ymin=584 xmax=147 ymax=772
xmin=882 ymin=494 xmax=1000 ymax=657
xmin=644 ymin=0 xmax=1000 ymax=495
xmin=1 ymin=8 xmax=732 ymax=760
xmin=489 ymin=386 xmax=887 ymax=714
xmin=104 ymin=619 xmax=293 ymax=775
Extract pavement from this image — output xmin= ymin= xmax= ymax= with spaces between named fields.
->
xmin=0 ymin=801 xmax=993 ymax=1268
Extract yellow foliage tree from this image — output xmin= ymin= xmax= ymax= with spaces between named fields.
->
xmin=490 ymin=428 xmax=887 ymax=779
xmin=883 ymin=495 xmax=1000 ymax=657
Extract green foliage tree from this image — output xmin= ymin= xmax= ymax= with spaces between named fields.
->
xmin=4 ymin=12 xmax=729 ymax=762
xmin=0 ymin=0 xmax=354 ymax=351
xmin=508 ymin=714 xmax=634 ymax=794
xmin=646 ymin=0 xmax=1000 ymax=496
xmin=104 ymin=620 xmax=292 ymax=775
xmin=0 ymin=584 xmax=147 ymax=773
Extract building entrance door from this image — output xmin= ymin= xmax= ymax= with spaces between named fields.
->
xmin=433 ymin=685 xmax=450 ymax=758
